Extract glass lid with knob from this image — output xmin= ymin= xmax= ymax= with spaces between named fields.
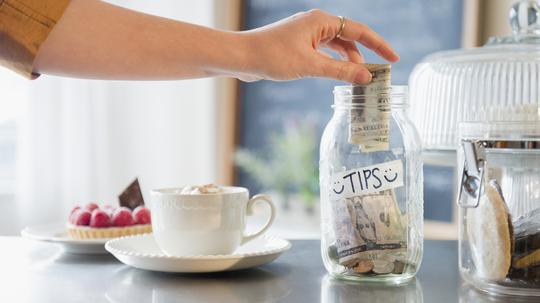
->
xmin=409 ymin=0 xmax=540 ymax=157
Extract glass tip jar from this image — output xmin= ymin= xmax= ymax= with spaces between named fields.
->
xmin=319 ymin=84 xmax=423 ymax=284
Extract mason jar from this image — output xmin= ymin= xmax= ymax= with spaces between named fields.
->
xmin=319 ymin=85 xmax=423 ymax=283
xmin=321 ymin=275 xmax=423 ymax=302
xmin=458 ymin=121 xmax=540 ymax=296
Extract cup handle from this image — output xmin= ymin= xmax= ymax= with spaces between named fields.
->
xmin=241 ymin=194 xmax=276 ymax=245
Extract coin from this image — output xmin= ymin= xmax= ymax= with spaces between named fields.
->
xmin=353 ymin=260 xmax=374 ymax=274
xmin=393 ymin=261 xmax=405 ymax=274
xmin=372 ymin=259 xmax=395 ymax=274
xmin=378 ymin=254 xmax=396 ymax=263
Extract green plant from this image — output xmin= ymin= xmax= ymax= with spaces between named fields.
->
xmin=235 ymin=120 xmax=319 ymax=211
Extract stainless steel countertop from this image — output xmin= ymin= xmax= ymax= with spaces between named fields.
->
xmin=0 ymin=237 xmax=528 ymax=302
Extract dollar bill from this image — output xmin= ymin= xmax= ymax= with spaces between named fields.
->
xmin=349 ymin=64 xmax=391 ymax=152
xmin=331 ymin=189 xmax=407 ymax=267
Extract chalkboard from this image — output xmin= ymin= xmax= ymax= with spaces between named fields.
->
xmin=238 ymin=0 xmax=464 ymax=222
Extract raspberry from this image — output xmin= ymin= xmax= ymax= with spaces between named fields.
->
xmin=69 ymin=206 xmax=81 ymax=224
xmin=132 ymin=206 xmax=151 ymax=225
xmin=70 ymin=206 xmax=81 ymax=215
xmin=90 ymin=209 xmax=111 ymax=228
xmin=102 ymin=205 xmax=115 ymax=216
xmin=112 ymin=207 xmax=134 ymax=227
xmin=74 ymin=210 xmax=92 ymax=226
xmin=85 ymin=202 xmax=99 ymax=212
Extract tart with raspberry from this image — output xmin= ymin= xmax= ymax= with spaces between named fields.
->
xmin=67 ymin=203 xmax=152 ymax=239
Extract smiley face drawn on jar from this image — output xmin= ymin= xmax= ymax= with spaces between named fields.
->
xmin=383 ymin=168 xmax=398 ymax=183
xmin=332 ymin=180 xmax=345 ymax=195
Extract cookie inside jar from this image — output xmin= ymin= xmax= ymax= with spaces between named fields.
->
xmin=459 ymin=123 xmax=540 ymax=295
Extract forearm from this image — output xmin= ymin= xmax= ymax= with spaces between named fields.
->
xmin=33 ymin=0 xmax=250 ymax=80
xmin=33 ymin=2 xmax=398 ymax=83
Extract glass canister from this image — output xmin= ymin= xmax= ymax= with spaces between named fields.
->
xmin=458 ymin=121 xmax=540 ymax=296
xmin=319 ymin=85 xmax=423 ymax=283
xmin=409 ymin=0 xmax=540 ymax=152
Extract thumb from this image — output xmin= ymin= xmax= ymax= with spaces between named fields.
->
xmin=312 ymin=56 xmax=372 ymax=84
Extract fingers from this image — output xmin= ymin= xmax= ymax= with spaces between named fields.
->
xmin=338 ymin=19 xmax=399 ymax=62
xmin=305 ymin=9 xmax=399 ymax=63
xmin=326 ymin=39 xmax=364 ymax=63
xmin=311 ymin=54 xmax=372 ymax=84
xmin=317 ymin=50 xmax=334 ymax=59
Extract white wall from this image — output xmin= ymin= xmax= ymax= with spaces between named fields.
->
xmin=99 ymin=1 xmax=217 ymax=193
xmin=0 ymin=1 xmax=218 ymax=234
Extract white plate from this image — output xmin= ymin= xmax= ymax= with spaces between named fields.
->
xmin=105 ymin=234 xmax=291 ymax=273
xmin=21 ymin=222 xmax=108 ymax=254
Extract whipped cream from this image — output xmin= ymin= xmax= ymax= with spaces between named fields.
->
xmin=180 ymin=184 xmax=224 ymax=195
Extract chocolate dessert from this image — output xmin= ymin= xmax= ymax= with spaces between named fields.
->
xmin=118 ymin=178 xmax=145 ymax=210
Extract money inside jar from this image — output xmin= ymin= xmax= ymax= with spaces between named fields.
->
xmin=349 ymin=64 xmax=391 ymax=153
xmin=329 ymin=160 xmax=407 ymax=276
xmin=331 ymin=190 xmax=407 ymax=273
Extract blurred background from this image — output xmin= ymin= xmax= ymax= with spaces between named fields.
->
xmin=0 ymin=0 xmax=513 ymax=238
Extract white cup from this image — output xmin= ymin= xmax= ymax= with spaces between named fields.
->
xmin=149 ymin=186 xmax=275 ymax=256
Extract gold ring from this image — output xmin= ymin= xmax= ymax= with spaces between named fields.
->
xmin=336 ymin=16 xmax=345 ymax=39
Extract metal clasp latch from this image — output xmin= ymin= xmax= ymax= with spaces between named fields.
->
xmin=458 ymin=140 xmax=486 ymax=208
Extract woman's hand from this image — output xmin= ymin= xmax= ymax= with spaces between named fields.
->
xmin=238 ymin=9 xmax=399 ymax=84
xmin=34 ymin=2 xmax=397 ymax=83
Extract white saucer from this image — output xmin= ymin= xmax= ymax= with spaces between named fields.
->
xmin=105 ymin=234 xmax=291 ymax=273
xmin=21 ymin=222 xmax=108 ymax=254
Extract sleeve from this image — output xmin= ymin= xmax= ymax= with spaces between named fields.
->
xmin=0 ymin=0 xmax=71 ymax=79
